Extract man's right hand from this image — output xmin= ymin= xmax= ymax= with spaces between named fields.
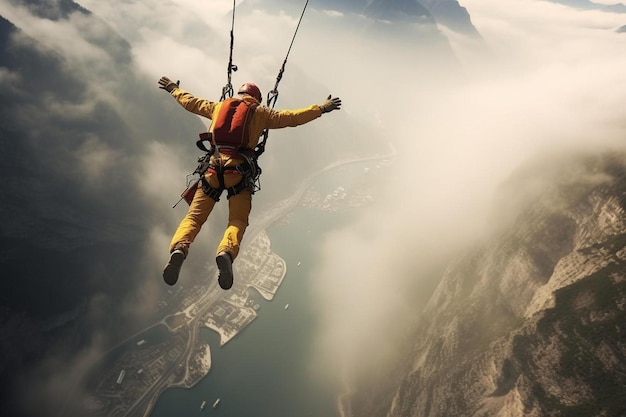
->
xmin=158 ymin=76 xmax=179 ymax=93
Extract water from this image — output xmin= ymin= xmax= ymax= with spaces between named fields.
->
xmin=150 ymin=161 xmax=375 ymax=417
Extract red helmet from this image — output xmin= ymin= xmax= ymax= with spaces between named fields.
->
xmin=238 ymin=82 xmax=262 ymax=103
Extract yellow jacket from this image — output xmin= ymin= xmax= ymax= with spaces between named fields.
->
xmin=170 ymin=88 xmax=322 ymax=157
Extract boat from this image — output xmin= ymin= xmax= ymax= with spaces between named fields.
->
xmin=200 ymin=400 xmax=206 ymax=410
xmin=212 ymin=398 xmax=221 ymax=409
xmin=284 ymin=304 xmax=289 ymax=310
xmin=297 ymin=261 xmax=301 ymax=266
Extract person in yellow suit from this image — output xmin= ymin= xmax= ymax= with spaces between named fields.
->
xmin=158 ymin=76 xmax=342 ymax=289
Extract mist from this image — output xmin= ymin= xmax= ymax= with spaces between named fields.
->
xmin=2 ymin=0 xmax=626 ymax=415
xmin=305 ymin=0 xmax=626 ymax=386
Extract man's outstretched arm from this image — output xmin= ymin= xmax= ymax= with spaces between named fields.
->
xmin=263 ymin=95 xmax=342 ymax=129
xmin=158 ymin=76 xmax=216 ymax=119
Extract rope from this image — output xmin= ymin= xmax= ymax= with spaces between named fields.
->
xmin=265 ymin=0 xmax=310 ymax=109
xmin=220 ymin=0 xmax=238 ymax=101
xmin=256 ymin=0 xmax=310 ymax=156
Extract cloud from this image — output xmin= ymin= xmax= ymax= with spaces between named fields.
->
xmin=307 ymin=0 xmax=626 ymax=383
xmin=16 ymin=338 xmax=105 ymax=417
xmin=591 ymin=0 xmax=626 ymax=4
xmin=322 ymin=9 xmax=345 ymax=18
xmin=77 ymin=0 xmax=303 ymax=92
xmin=75 ymin=134 xmax=124 ymax=181
xmin=0 ymin=3 xmax=208 ymax=414
xmin=0 ymin=66 xmax=21 ymax=83
xmin=3 ymin=3 xmax=116 ymax=66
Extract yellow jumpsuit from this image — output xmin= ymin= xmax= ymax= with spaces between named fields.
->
xmin=168 ymin=88 xmax=323 ymax=261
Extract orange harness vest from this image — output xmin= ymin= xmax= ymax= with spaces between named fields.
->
xmin=211 ymin=97 xmax=258 ymax=157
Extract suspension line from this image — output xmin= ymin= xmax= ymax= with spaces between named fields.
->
xmin=256 ymin=0 xmax=310 ymax=157
xmin=221 ymin=0 xmax=238 ymax=101
xmin=266 ymin=0 xmax=310 ymax=109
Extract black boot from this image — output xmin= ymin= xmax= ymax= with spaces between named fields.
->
xmin=163 ymin=249 xmax=185 ymax=285
xmin=216 ymin=252 xmax=234 ymax=290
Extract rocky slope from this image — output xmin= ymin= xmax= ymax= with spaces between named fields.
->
xmin=351 ymin=151 xmax=626 ymax=417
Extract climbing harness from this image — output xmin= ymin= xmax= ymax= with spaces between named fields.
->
xmin=200 ymin=96 xmax=261 ymax=202
xmin=174 ymin=0 xmax=310 ymax=207
xmin=200 ymin=153 xmax=260 ymax=202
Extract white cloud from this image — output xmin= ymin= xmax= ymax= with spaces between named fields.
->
xmin=590 ymin=0 xmax=626 ymax=5
xmin=79 ymin=0 xmax=310 ymax=102
xmin=75 ymin=134 xmax=123 ymax=180
xmin=2 ymin=3 xmax=113 ymax=65
xmin=323 ymin=9 xmax=345 ymax=18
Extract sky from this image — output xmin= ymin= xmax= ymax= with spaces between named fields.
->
xmin=2 ymin=0 xmax=626 ymax=415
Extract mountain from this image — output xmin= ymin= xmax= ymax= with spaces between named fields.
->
xmin=241 ymin=0 xmax=480 ymax=37
xmin=419 ymin=0 xmax=480 ymax=37
xmin=547 ymin=0 xmax=626 ymax=13
xmin=348 ymin=151 xmax=626 ymax=416
xmin=0 ymin=5 xmax=192 ymax=415
xmin=7 ymin=0 xmax=89 ymax=19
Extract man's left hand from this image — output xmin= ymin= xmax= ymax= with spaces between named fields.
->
xmin=158 ymin=76 xmax=179 ymax=93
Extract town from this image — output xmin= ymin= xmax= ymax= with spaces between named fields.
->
xmin=79 ymin=159 xmax=382 ymax=417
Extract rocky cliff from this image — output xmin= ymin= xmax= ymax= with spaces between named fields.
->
xmin=351 ymin=151 xmax=626 ymax=417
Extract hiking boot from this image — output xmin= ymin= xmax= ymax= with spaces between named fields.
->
xmin=216 ymin=251 xmax=234 ymax=290
xmin=163 ymin=249 xmax=185 ymax=285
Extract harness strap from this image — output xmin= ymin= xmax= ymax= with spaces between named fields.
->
xmin=201 ymin=158 xmax=260 ymax=202
xmin=226 ymin=179 xmax=251 ymax=199
xmin=201 ymin=178 xmax=224 ymax=202
xmin=216 ymin=145 xmax=256 ymax=158
xmin=196 ymin=132 xmax=214 ymax=153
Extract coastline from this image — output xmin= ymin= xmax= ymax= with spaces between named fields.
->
xmin=152 ymin=152 xmax=395 ymax=414
xmin=86 ymin=151 xmax=395 ymax=417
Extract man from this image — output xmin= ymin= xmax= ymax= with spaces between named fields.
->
xmin=158 ymin=76 xmax=342 ymax=289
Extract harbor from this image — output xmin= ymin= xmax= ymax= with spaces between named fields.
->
xmin=150 ymin=158 xmax=382 ymax=417
xmin=75 ymin=157 xmax=387 ymax=417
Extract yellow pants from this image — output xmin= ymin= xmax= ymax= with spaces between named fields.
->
xmin=168 ymin=171 xmax=252 ymax=261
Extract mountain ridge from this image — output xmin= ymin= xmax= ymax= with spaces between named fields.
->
xmin=350 ymin=151 xmax=626 ymax=417
xmin=239 ymin=0 xmax=480 ymax=36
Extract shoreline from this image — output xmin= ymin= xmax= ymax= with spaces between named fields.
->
xmin=174 ymin=153 xmax=393 ymax=415
xmin=91 ymin=152 xmax=395 ymax=417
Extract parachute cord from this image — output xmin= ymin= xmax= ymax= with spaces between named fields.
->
xmin=257 ymin=0 xmax=309 ymax=157
xmin=221 ymin=0 xmax=238 ymax=101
